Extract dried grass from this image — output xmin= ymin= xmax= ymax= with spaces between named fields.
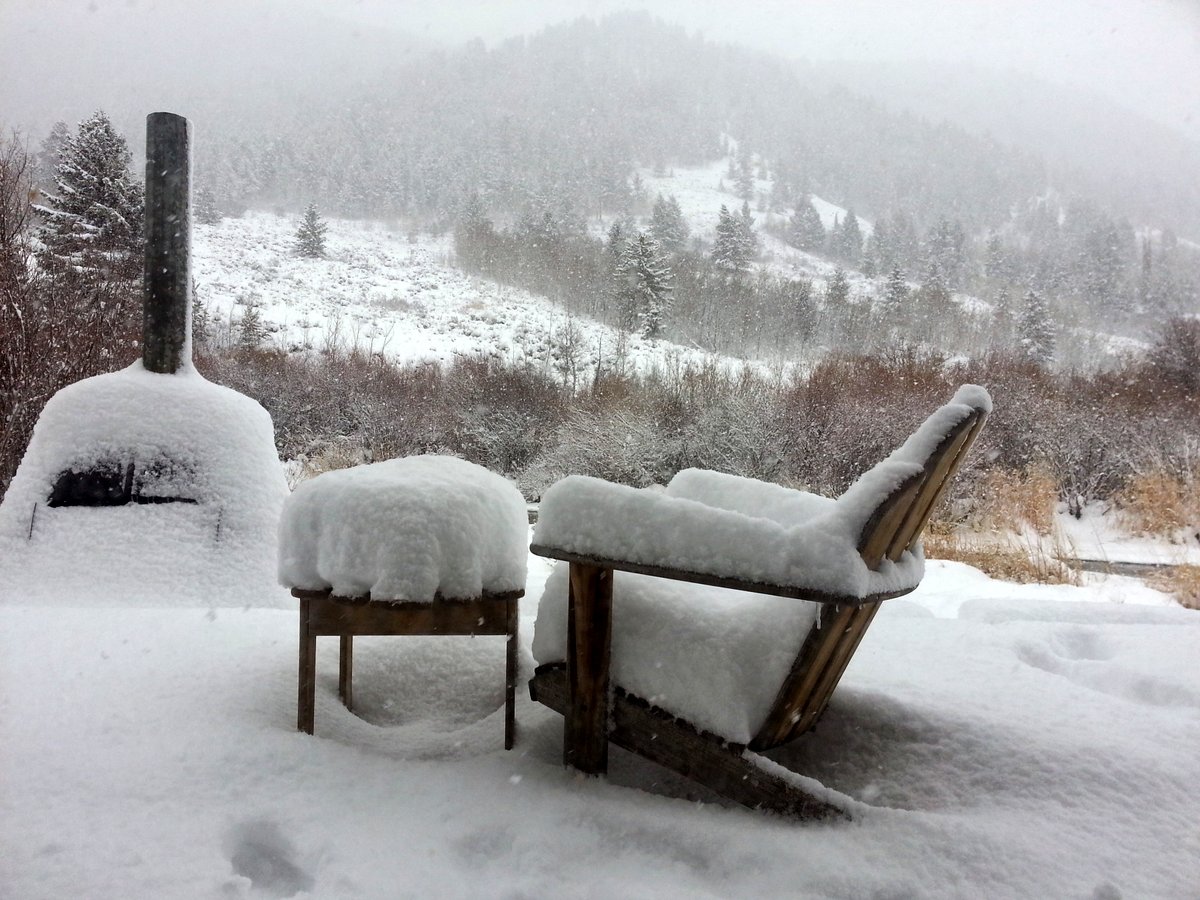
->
xmin=923 ymin=529 xmax=1081 ymax=586
xmin=969 ymin=465 xmax=1057 ymax=535
xmin=1116 ymin=470 xmax=1200 ymax=539
xmin=1148 ymin=565 xmax=1200 ymax=610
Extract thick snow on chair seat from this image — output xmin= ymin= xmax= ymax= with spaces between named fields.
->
xmin=532 ymin=563 xmax=820 ymax=743
xmin=278 ymin=455 xmax=527 ymax=601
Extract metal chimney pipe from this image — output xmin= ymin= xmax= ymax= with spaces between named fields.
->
xmin=142 ymin=112 xmax=191 ymax=374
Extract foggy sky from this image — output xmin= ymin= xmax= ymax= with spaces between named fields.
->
xmin=316 ymin=0 xmax=1200 ymax=139
xmin=1 ymin=0 xmax=1197 ymax=142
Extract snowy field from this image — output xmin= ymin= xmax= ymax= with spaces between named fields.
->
xmin=192 ymin=213 xmax=780 ymax=382
xmin=2 ymin=536 xmax=1198 ymax=898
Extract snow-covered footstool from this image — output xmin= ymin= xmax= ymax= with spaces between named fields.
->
xmin=278 ymin=455 xmax=528 ymax=748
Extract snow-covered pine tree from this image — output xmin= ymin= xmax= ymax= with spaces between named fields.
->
xmin=833 ymin=210 xmax=863 ymax=266
xmin=1018 ymin=288 xmax=1055 ymax=365
xmin=735 ymin=153 xmax=755 ymax=202
xmin=34 ymin=111 xmax=143 ymax=279
xmin=648 ymin=194 xmax=689 ymax=255
xmin=788 ymin=195 xmax=826 ymax=252
xmin=615 ymin=231 xmax=673 ymax=338
xmin=34 ymin=121 xmax=69 ymax=189
xmin=825 ymin=266 xmax=850 ymax=307
xmin=239 ymin=304 xmax=267 ymax=348
xmin=883 ymin=265 xmax=908 ymax=313
xmin=738 ymin=200 xmax=758 ymax=263
xmin=712 ymin=204 xmax=749 ymax=274
xmin=194 ymin=187 xmax=222 ymax=226
xmin=295 ymin=203 xmax=328 ymax=257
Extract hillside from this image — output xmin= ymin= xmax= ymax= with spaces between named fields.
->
xmin=192 ymin=212 xmax=776 ymax=380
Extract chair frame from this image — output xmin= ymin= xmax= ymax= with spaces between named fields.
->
xmin=295 ymin=587 xmax=523 ymax=749
xmin=529 ymin=400 xmax=988 ymax=818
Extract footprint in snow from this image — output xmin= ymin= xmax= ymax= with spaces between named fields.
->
xmin=1016 ymin=630 xmax=1200 ymax=710
xmin=224 ymin=819 xmax=314 ymax=898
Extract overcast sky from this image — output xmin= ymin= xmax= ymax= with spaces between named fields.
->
xmin=2 ymin=0 xmax=1198 ymax=140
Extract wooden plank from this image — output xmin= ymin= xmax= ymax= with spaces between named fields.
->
xmin=751 ymin=603 xmax=855 ymax=750
xmin=297 ymin=596 xmax=316 ymax=734
xmin=791 ymin=602 xmax=881 ymax=739
xmin=338 ymin=635 xmax=353 ymax=710
xmin=531 ymin=666 xmax=846 ymax=820
xmin=888 ymin=413 xmax=980 ymax=560
xmin=565 ymin=562 xmax=613 ymax=775
xmin=528 ymin=546 xmax=912 ymax=607
xmin=295 ymin=589 xmax=517 ymax=636
xmin=856 ymin=472 xmax=924 ymax=570
xmin=505 ymin=594 xmax=518 ymax=751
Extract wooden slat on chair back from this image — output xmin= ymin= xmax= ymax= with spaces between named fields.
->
xmin=750 ymin=396 xmax=989 ymax=751
xmin=857 ymin=406 xmax=987 ymax=569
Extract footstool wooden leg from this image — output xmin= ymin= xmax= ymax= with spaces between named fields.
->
xmin=298 ymin=596 xmax=317 ymax=734
xmin=505 ymin=595 xmax=518 ymax=750
xmin=339 ymin=635 xmax=354 ymax=711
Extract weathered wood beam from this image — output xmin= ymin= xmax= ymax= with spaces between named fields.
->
xmin=531 ymin=666 xmax=847 ymax=820
xmin=565 ymin=562 xmax=613 ymax=774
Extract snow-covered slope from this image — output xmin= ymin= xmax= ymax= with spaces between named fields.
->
xmin=192 ymin=213 xmax=773 ymax=381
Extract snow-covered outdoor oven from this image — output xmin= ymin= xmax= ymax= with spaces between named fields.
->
xmin=0 ymin=113 xmax=287 ymax=606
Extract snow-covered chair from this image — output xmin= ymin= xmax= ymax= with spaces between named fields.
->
xmin=529 ymin=385 xmax=991 ymax=817
xmin=279 ymin=455 xmax=528 ymax=748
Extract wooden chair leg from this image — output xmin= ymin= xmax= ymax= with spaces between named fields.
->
xmin=338 ymin=634 xmax=353 ymax=711
xmin=565 ymin=562 xmax=613 ymax=775
xmin=504 ymin=595 xmax=518 ymax=750
xmin=298 ymin=596 xmax=317 ymax=734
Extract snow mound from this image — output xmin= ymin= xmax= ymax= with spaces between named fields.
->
xmin=279 ymin=455 xmax=527 ymax=601
xmin=0 ymin=362 xmax=288 ymax=607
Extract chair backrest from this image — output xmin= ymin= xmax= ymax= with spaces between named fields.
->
xmin=750 ymin=386 xmax=990 ymax=750
xmin=856 ymin=401 xmax=989 ymax=569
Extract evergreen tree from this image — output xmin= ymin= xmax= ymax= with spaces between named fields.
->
xmin=1017 ymin=288 xmax=1055 ymax=365
xmin=648 ymin=193 xmax=689 ymax=255
xmin=34 ymin=121 xmax=69 ymax=189
xmin=825 ymin=267 xmax=850 ymax=307
xmin=194 ymin=187 xmax=222 ymax=225
xmin=606 ymin=220 xmax=628 ymax=260
xmin=833 ymin=210 xmax=864 ymax=266
xmin=737 ymin=200 xmax=758 ymax=262
xmin=615 ymin=231 xmax=673 ymax=338
xmin=453 ymin=194 xmax=495 ymax=273
xmin=788 ymin=195 xmax=826 ymax=252
xmin=238 ymin=304 xmax=267 ymax=348
xmin=883 ymin=265 xmax=908 ymax=312
xmin=295 ymin=203 xmax=328 ymax=257
xmin=712 ymin=204 xmax=750 ymax=274
xmin=923 ymin=217 xmax=968 ymax=287
xmin=34 ymin=111 xmax=143 ymax=278
xmin=734 ymin=152 xmax=755 ymax=202
xmin=915 ymin=263 xmax=953 ymax=317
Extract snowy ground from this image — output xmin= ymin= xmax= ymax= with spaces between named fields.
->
xmin=2 ymin=535 xmax=1198 ymax=899
xmin=192 ymin=213 xmax=780 ymax=383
